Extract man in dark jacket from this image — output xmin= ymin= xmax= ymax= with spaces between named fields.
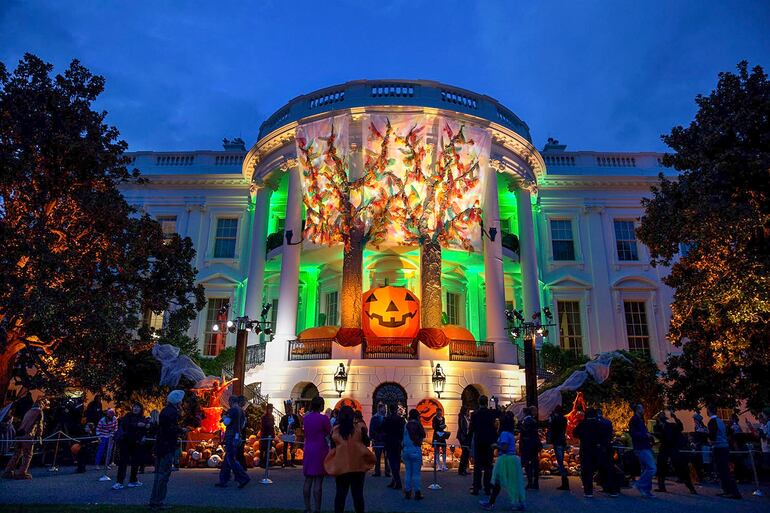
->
xmin=596 ymin=408 xmax=619 ymax=496
xmin=383 ymin=403 xmax=406 ymax=490
xmin=653 ymin=410 xmax=696 ymax=494
xmin=369 ymin=402 xmax=390 ymax=477
xmin=216 ymin=396 xmax=250 ymax=488
xmin=549 ymin=405 xmax=569 ymax=490
xmin=628 ymin=403 xmax=656 ymax=497
xmin=520 ymin=406 xmax=542 ymax=490
xmin=707 ymin=406 xmax=742 ymax=499
xmin=469 ymin=395 xmax=499 ymax=495
xmin=457 ymin=406 xmax=471 ymax=476
xmin=113 ymin=403 xmax=148 ymax=489
xmin=149 ymin=390 xmax=186 ymax=510
xmin=573 ymin=408 xmax=602 ymax=498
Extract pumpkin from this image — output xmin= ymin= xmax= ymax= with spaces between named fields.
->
xmin=415 ymin=398 xmax=444 ymax=428
xmin=334 ymin=398 xmax=363 ymax=414
xmin=295 ymin=448 xmax=304 ymax=461
xmin=70 ymin=443 xmax=81 ymax=456
xmin=299 ymin=326 xmax=339 ymax=340
xmin=362 ymin=286 xmax=420 ymax=339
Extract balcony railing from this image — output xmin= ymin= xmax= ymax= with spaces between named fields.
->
xmin=288 ymin=338 xmax=333 ymax=361
xmin=363 ymin=338 xmax=417 ymax=359
xmin=221 ymin=344 xmax=266 ymax=378
xmin=449 ymin=340 xmax=495 ymax=363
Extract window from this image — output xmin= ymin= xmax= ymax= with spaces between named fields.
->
xmin=213 ymin=218 xmax=238 ymax=258
xmin=147 ymin=311 xmax=164 ymax=332
xmin=557 ymin=301 xmax=583 ymax=356
xmin=203 ymin=298 xmax=229 ymax=356
xmin=623 ymin=301 xmax=650 ymax=354
xmin=550 ymin=219 xmax=575 ymax=261
xmin=275 ymin=217 xmax=285 ymax=233
xmin=157 ymin=216 xmax=177 ymax=241
xmin=446 ymin=292 xmax=460 ymax=325
xmin=324 ymin=291 xmax=339 ymax=326
xmin=614 ymin=220 xmax=639 ymax=261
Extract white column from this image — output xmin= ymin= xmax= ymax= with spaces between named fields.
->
xmin=516 ymin=186 xmax=542 ymax=322
xmin=244 ymin=185 xmax=272 ymax=344
xmin=483 ymin=168 xmax=514 ymax=362
xmin=268 ymin=167 xmax=302 ymax=362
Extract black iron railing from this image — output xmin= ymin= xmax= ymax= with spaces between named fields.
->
xmin=516 ymin=344 xmax=552 ymax=380
xmin=449 ymin=340 xmax=495 ymax=363
xmin=288 ymin=338 xmax=333 ymax=361
xmin=362 ymin=338 xmax=417 ymax=359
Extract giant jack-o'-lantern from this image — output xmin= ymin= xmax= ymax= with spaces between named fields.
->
xmin=362 ymin=286 xmax=420 ymax=339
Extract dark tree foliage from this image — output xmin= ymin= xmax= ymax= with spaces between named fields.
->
xmin=0 ymin=54 xmax=205 ymax=396
xmin=637 ymin=61 xmax=770 ymax=411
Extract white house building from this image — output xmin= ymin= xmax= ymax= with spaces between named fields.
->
xmin=121 ymin=80 xmax=677 ymax=429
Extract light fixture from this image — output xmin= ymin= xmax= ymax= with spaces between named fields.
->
xmin=511 ymin=328 xmax=520 ymax=339
xmin=480 ymin=220 xmax=497 ymax=242
xmin=285 ymin=229 xmax=303 ymax=246
xmin=536 ymin=327 xmax=544 ymax=336
xmin=226 ymin=320 xmax=234 ymax=328
xmin=333 ymin=363 xmax=348 ymax=397
xmin=432 ymin=363 xmax=447 ymax=399
xmin=212 ymin=324 xmax=220 ymax=332
xmin=543 ymin=307 xmax=553 ymax=320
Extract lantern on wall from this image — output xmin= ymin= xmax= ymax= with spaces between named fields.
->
xmin=362 ymin=286 xmax=420 ymax=340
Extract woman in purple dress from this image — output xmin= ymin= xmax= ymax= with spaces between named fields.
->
xmin=303 ymin=396 xmax=332 ymax=513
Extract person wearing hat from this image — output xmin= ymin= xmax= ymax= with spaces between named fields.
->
xmin=149 ymin=390 xmax=186 ymax=510
xmin=279 ymin=399 xmax=302 ymax=467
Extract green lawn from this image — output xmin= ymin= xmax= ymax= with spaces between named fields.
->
xmin=4 ymin=507 xmax=303 ymax=513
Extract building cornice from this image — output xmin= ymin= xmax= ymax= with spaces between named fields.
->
xmin=121 ymin=173 xmax=249 ymax=189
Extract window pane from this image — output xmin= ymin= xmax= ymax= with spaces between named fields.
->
xmin=446 ymin=292 xmax=460 ymax=325
xmin=623 ymin=301 xmax=650 ymax=355
xmin=214 ymin=218 xmax=238 ymax=258
xmin=550 ymin=220 xmax=575 ymax=261
xmin=158 ymin=216 xmax=177 ymax=240
xmin=614 ymin=220 xmax=639 ymax=261
xmin=557 ymin=301 xmax=583 ymax=356
xmin=325 ymin=291 xmax=338 ymax=326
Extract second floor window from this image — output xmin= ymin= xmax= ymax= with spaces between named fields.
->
xmin=158 ymin=216 xmax=177 ymax=241
xmin=214 ymin=218 xmax=238 ymax=258
xmin=557 ymin=300 xmax=583 ymax=356
xmin=325 ymin=291 xmax=339 ymax=326
xmin=550 ymin=219 xmax=575 ymax=261
xmin=614 ymin=220 xmax=639 ymax=261
xmin=446 ymin=292 xmax=460 ymax=325
xmin=623 ymin=301 xmax=650 ymax=355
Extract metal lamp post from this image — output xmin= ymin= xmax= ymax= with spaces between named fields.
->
xmin=212 ymin=302 xmax=274 ymax=396
xmin=333 ymin=363 xmax=348 ymax=397
xmin=505 ymin=307 xmax=555 ymax=409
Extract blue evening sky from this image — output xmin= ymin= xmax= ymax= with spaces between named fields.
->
xmin=2 ymin=1 xmax=768 ymax=152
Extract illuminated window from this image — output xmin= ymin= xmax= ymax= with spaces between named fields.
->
xmin=557 ymin=301 xmax=582 ymax=356
xmin=213 ymin=218 xmax=238 ymax=258
xmin=147 ymin=311 xmax=165 ymax=332
xmin=157 ymin=216 xmax=177 ymax=241
xmin=550 ymin=219 xmax=575 ymax=261
xmin=623 ymin=301 xmax=650 ymax=355
xmin=203 ymin=298 xmax=228 ymax=356
xmin=446 ymin=292 xmax=460 ymax=325
xmin=325 ymin=291 xmax=339 ymax=326
xmin=614 ymin=220 xmax=639 ymax=261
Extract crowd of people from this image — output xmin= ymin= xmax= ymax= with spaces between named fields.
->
xmin=1 ymin=389 xmax=770 ymax=512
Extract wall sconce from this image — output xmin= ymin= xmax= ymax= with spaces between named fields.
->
xmin=432 ymin=363 xmax=446 ymax=398
xmin=480 ymin=220 xmax=497 ymax=242
xmin=285 ymin=229 xmax=303 ymax=246
xmin=333 ymin=363 xmax=348 ymax=397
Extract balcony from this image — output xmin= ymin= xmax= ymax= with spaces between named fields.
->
xmin=288 ymin=338 xmax=333 ymax=361
xmin=449 ymin=340 xmax=495 ymax=363
xmin=363 ymin=338 xmax=417 ymax=359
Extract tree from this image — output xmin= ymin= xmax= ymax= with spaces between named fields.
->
xmin=637 ymin=61 xmax=770 ymax=411
xmin=0 ymin=54 xmax=205 ymax=396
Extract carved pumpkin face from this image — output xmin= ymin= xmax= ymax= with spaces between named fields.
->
xmin=362 ymin=286 xmax=420 ymax=339
xmin=416 ymin=398 xmax=444 ymax=428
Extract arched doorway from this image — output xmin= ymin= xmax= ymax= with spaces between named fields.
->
xmin=372 ymin=382 xmax=407 ymax=413
xmin=290 ymin=382 xmax=319 ymax=414
xmin=461 ymin=385 xmax=481 ymax=411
